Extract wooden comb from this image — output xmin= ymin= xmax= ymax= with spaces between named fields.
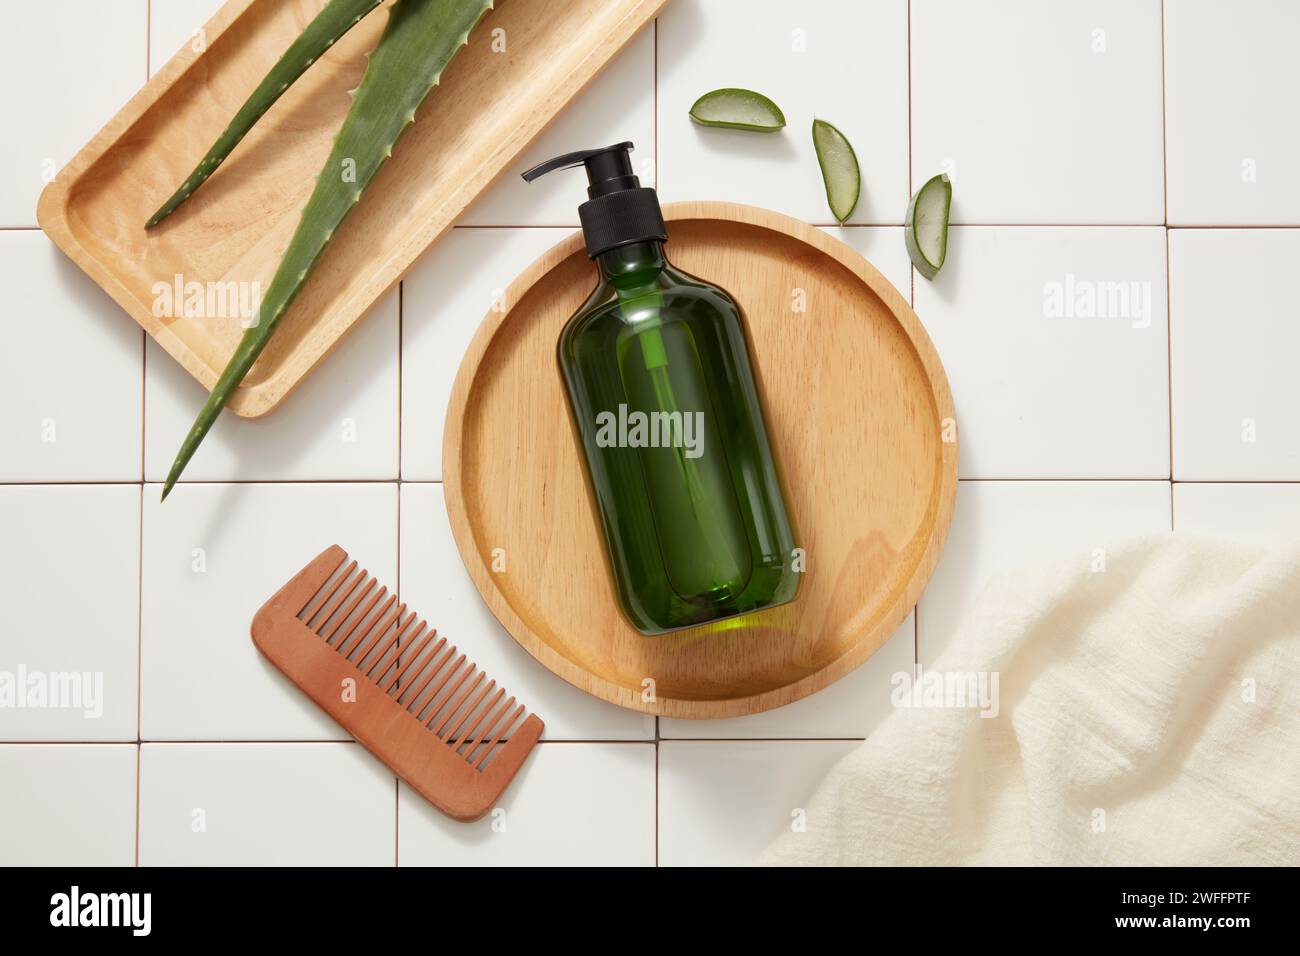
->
xmin=251 ymin=544 xmax=544 ymax=821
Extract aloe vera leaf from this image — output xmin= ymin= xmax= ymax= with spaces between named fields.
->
xmin=811 ymin=119 xmax=860 ymax=223
xmin=905 ymin=173 xmax=952 ymax=279
xmin=160 ymin=0 xmax=493 ymax=500
xmin=689 ymin=88 xmax=786 ymax=131
xmin=146 ymin=0 xmax=384 ymax=228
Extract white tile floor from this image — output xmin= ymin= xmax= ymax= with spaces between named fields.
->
xmin=910 ymin=0 xmax=1165 ymax=224
xmin=2 ymin=0 xmax=1298 ymax=867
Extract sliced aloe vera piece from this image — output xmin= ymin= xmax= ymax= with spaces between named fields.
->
xmin=689 ymin=87 xmax=786 ymax=131
xmin=905 ymin=173 xmax=952 ymax=279
xmin=811 ymin=119 xmax=859 ymax=223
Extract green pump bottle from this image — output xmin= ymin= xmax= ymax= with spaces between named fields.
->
xmin=522 ymin=142 xmax=799 ymax=635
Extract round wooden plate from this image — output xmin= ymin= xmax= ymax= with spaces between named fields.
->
xmin=444 ymin=202 xmax=958 ymax=719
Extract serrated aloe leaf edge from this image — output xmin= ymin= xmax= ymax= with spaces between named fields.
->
xmin=146 ymin=0 xmax=385 ymax=229
xmin=160 ymin=0 xmax=493 ymax=500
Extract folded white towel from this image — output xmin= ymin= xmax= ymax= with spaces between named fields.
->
xmin=762 ymin=534 xmax=1300 ymax=866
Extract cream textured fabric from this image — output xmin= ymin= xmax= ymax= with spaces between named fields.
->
xmin=762 ymin=535 xmax=1300 ymax=866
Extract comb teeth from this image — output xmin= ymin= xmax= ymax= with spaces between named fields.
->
xmin=292 ymin=553 xmax=532 ymax=767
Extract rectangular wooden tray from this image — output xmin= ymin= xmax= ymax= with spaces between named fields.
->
xmin=37 ymin=0 xmax=668 ymax=417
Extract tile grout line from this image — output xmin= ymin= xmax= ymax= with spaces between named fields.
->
xmin=137 ymin=0 xmax=150 ymax=870
xmin=3 ymin=738 xmax=661 ymax=745
xmin=958 ymin=476 xmax=1184 ymax=483
xmin=465 ymin=223 xmax=1300 ymax=230
xmin=21 ymin=476 xmax=1300 ymax=486
xmin=135 ymin=742 xmax=142 ymax=867
xmin=29 ymin=478 xmax=409 ymax=487
xmin=395 ymin=278 xmax=403 ymax=867
xmin=1165 ymin=227 xmax=1175 ymax=497
xmin=445 ymin=222 xmax=1265 ymax=229
xmin=0 ymin=475 xmax=1291 ymax=492
xmin=1159 ymin=0 xmax=1170 ymax=226
xmin=654 ymin=730 xmax=660 ymax=868
xmin=906 ymin=0 xmax=913 ymax=201
xmin=0 ymin=740 xmax=679 ymax=752
xmin=907 ymin=0 xmax=917 ymax=350
xmin=4 ymin=477 xmax=1297 ymax=495
xmin=135 ymin=483 xmax=144 ymax=866
xmin=1160 ymin=0 xmax=1175 ymax=494
xmin=9 ymin=223 xmax=1300 ymax=234
xmin=908 ymin=0 xmax=918 ymax=670
xmin=1160 ymin=9 xmax=1178 ymax=540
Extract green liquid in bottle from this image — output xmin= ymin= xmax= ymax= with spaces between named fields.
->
xmin=560 ymin=240 xmax=800 ymax=634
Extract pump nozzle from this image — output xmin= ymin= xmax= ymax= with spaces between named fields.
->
xmin=521 ymin=142 xmax=667 ymax=258
xmin=521 ymin=142 xmax=640 ymax=197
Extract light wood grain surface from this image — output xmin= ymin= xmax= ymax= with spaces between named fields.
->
xmin=36 ymin=0 xmax=669 ymax=417
xmin=444 ymin=202 xmax=959 ymax=719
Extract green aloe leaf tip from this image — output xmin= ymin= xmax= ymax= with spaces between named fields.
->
xmin=160 ymin=0 xmax=493 ymax=500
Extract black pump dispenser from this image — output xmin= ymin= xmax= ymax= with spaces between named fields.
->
xmin=521 ymin=142 xmax=667 ymax=259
